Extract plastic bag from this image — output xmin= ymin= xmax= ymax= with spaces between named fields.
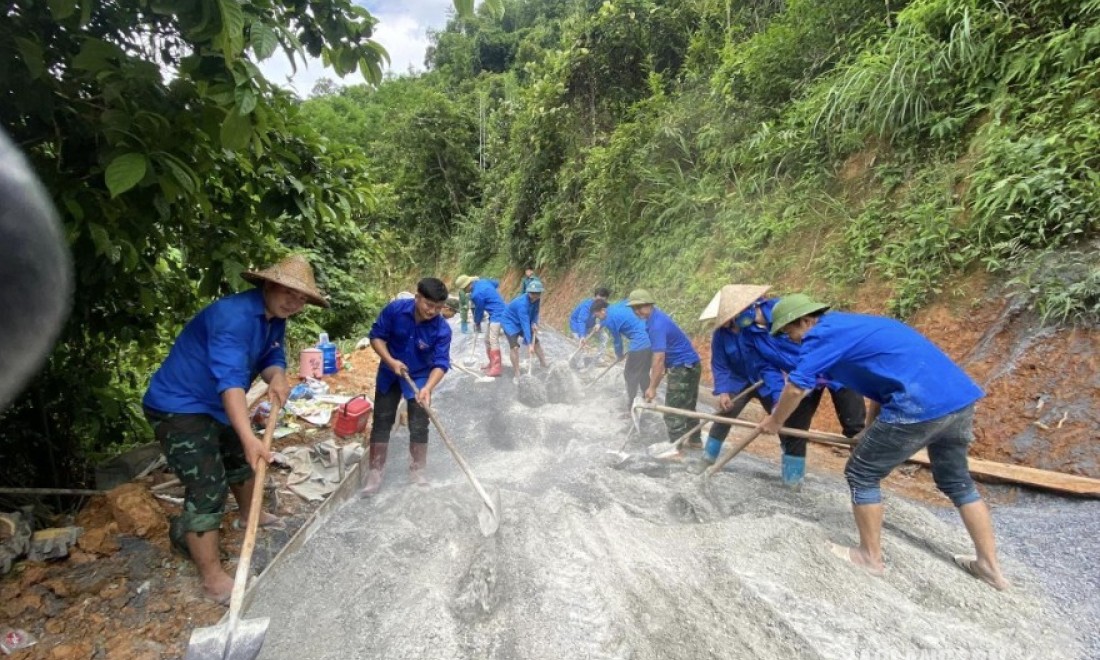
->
xmin=1 ymin=628 xmax=37 ymax=654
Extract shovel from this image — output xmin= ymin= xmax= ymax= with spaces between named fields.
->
xmin=567 ymin=326 xmax=599 ymax=367
xmin=630 ymin=402 xmax=852 ymax=478
xmin=583 ymin=356 xmax=624 ymax=390
xmin=401 ymin=373 xmax=501 ymax=535
xmin=645 ymin=380 xmax=764 ymax=460
xmin=185 ymin=406 xmax=280 ymax=660
xmin=462 ymin=330 xmax=480 ymax=368
xmin=451 ymin=363 xmax=494 ymax=383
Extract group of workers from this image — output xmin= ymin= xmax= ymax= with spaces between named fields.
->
xmin=141 ymin=254 xmax=1009 ymax=603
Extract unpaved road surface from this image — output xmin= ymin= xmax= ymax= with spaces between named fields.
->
xmin=248 ymin=326 xmax=1084 ymax=659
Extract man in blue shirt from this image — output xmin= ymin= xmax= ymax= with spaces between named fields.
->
xmin=519 ymin=265 xmax=539 ymax=298
xmin=627 ymin=289 xmax=703 ymax=448
xmin=362 ymin=278 xmax=452 ymax=495
xmin=570 ymin=287 xmax=610 ymax=340
xmin=456 ymin=274 xmax=507 ymax=377
xmin=501 ymin=279 xmax=547 ymax=380
xmin=591 ymin=298 xmax=653 ymax=414
xmin=759 ymin=294 xmax=1009 ymax=590
xmin=143 ymin=254 xmax=328 ymax=604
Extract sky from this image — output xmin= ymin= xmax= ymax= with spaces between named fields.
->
xmin=259 ymin=0 xmax=457 ymax=97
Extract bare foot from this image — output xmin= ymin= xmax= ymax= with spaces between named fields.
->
xmin=828 ymin=542 xmax=886 ymax=577
xmin=202 ymin=570 xmax=234 ymax=605
xmin=359 ymin=468 xmax=383 ymax=496
xmin=233 ymin=511 xmax=284 ymax=530
xmin=954 ymin=555 xmax=1010 ymax=590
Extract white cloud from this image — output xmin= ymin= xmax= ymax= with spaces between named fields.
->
xmin=258 ymin=0 xmax=457 ymax=96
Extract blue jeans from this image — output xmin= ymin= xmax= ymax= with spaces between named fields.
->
xmin=844 ymin=405 xmax=980 ymax=507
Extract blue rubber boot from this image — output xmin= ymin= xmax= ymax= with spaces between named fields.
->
xmin=781 ymin=454 xmax=806 ymax=489
xmin=703 ymin=436 xmax=724 ymax=464
xmin=460 ymin=320 xmax=469 ymax=334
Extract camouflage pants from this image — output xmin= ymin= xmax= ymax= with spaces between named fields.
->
xmin=144 ymin=407 xmax=253 ymax=533
xmin=664 ymin=363 xmax=702 ymax=442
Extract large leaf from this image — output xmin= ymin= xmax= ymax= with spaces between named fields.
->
xmin=104 ymin=153 xmax=148 ymax=197
xmin=452 ymin=0 xmax=474 ymax=18
xmin=49 ymin=0 xmax=77 ymax=20
xmin=250 ymin=21 xmax=278 ymax=60
xmin=220 ymin=107 xmax=252 ymax=150
xmin=15 ymin=38 xmax=45 ymax=79
xmin=217 ymin=0 xmax=245 ymax=60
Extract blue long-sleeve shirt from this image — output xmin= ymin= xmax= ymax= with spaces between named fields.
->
xmin=470 ymin=279 xmax=506 ymax=325
xmin=144 ymin=289 xmax=286 ymax=424
xmin=501 ymin=293 xmax=540 ymax=344
xmin=788 ymin=312 xmax=982 ymax=424
xmin=602 ymin=302 xmax=651 ymax=357
xmin=646 ymin=307 xmax=698 ymax=367
xmin=370 ymin=298 xmax=451 ymax=399
xmin=737 ymin=298 xmax=803 ymax=402
xmin=569 ymin=298 xmax=596 ymax=336
xmin=711 ymin=326 xmax=764 ymax=398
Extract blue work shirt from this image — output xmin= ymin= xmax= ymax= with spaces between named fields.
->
xmin=602 ymin=302 xmax=651 ymax=357
xmin=646 ymin=307 xmax=699 ymax=368
xmin=470 ymin=279 xmax=506 ymax=325
xmin=788 ymin=312 xmax=983 ymax=424
xmin=501 ymin=293 xmax=540 ymax=344
xmin=144 ymin=289 xmax=286 ymax=424
xmin=569 ymin=298 xmax=597 ymax=336
xmin=739 ymin=298 xmax=804 ymax=402
xmin=711 ymin=326 xmax=769 ymax=398
xmin=370 ymin=298 xmax=452 ymax=399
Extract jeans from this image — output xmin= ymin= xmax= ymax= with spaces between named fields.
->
xmin=623 ymin=349 xmax=653 ymax=408
xmin=845 ymin=405 xmax=980 ymax=507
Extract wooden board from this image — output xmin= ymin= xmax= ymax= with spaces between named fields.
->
xmin=695 ymin=388 xmax=1100 ymax=498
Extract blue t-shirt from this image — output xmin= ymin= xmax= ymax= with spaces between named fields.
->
xmin=370 ymin=298 xmax=452 ymax=399
xmin=501 ymin=293 xmax=541 ymax=344
xmin=602 ymin=302 xmax=651 ymax=357
xmin=470 ymin=279 xmax=506 ymax=325
xmin=144 ymin=289 xmax=286 ymax=424
xmin=788 ymin=312 xmax=983 ymax=424
xmin=569 ymin=298 xmax=596 ymax=336
xmin=646 ymin=307 xmax=699 ymax=367
xmin=739 ymin=298 xmax=802 ymax=402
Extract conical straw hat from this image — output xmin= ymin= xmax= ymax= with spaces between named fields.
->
xmin=241 ymin=254 xmax=329 ymax=308
xmin=699 ymin=284 xmax=771 ymax=326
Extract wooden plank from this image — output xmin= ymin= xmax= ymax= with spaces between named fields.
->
xmin=907 ymin=450 xmax=1100 ymax=497
xmin=694 ymin=387 xmax=1100 ymax=498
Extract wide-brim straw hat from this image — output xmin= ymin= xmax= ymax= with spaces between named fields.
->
xmin=699 ymin=284 xmax=772 ymax=326
xmin=242 ymin=254 xmax=329 ymax=308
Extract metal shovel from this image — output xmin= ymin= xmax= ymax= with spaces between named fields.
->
xmin=402 ymin=373 xmax=501 ymax=535
xmin=184 ymin=408 xmax=280 ymax=660
xmin=645 ymin=381 xmax=764 ymax=460
xmin=462 ymin=330 xmax=480 ymax=368
xmin=582 ymin=356 xmax=624 ymax=389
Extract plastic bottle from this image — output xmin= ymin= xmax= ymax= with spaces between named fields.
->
xmin=318 ymin=332 xmax=339 ymax=375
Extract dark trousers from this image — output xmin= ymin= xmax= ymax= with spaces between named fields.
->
xmin=623 ymin=349 xmax=653 ymax=408
xmin=710 ymin=385 xmax=865 ymax=457
xmin=369 ymin=382 xmax=430 ymax=444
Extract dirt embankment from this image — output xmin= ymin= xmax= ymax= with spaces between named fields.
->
xmin=540 ymin=270 xmax=1100 ymax=484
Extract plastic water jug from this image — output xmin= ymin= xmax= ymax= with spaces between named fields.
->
xmin=299 ymin=347 xmax=323 ymax=379
xmin=318 ymin=332 xmax=339 ymax=375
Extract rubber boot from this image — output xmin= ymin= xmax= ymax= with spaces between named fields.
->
xmin=486 ymin=349 xmax=503 ymax=377
xmin=360 ymin=443 xmax=388 ymax=496
xmin=781 ymin=454 xmax=806 ymax=489
xmin=703 ymin=436 xmax=724 ymax=464
xmin=409 ymin=443 xmax=429 ymax=486
xmin=481 ymin=344 xmax=493 ymax=373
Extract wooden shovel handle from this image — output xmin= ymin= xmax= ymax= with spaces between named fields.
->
xmin=228 ymin=401 xmax=280 ymax=619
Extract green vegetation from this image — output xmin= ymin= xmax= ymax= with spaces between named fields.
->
xmin=305 ymin=0 xmax=1098 ymax=330
xmin=0 ymin=0 xmax=395 ymax=489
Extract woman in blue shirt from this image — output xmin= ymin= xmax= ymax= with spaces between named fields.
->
xmin=759 ymin=294 xmax=1009 ymax=590
xmin=143 ymin=254 xmax=328 ymax=604
xmin=501 ymin=280 xmax=547 ymax=380
xmin=591 ymin=298 xmax=653 ymax=414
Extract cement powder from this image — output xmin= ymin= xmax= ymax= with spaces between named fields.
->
xmin=248 ymin=329 xmax=1080 ymax=659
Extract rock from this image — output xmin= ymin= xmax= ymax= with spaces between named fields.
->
xmin=78 ymin=524 xmax=120 ymax=555
xmin=106 ymin=484 xmax=167 ymax=538
xmin=27 ymin=527 xmax=83 ymax=561
xmin=19 ymin=563 xmax=50 ymax=586
xmin=42 ymin=578 xmax=70 ymax=598
xmin=50 ymin=642 xmax=94 ymax=660
xmin=45 ymin=618 xmax=66 ymax=635
xmin=1 ymin=509 xmax=33 ymax=575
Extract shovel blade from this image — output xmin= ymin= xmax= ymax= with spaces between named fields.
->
xmin=478 ymin=486 xmax=502 ymax=536
xmin=647 ymin=441 xmax=683 ymax=460
xmin=185 ymin=615 xmax=270 ymax=660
